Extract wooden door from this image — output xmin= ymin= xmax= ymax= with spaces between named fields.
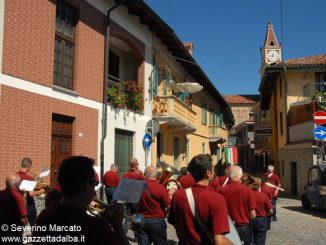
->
xmin=51 ymin=114 xmax=74 ymax=186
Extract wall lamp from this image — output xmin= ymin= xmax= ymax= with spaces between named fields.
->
xmin=148 ymin=65 xmax=175 ymax=97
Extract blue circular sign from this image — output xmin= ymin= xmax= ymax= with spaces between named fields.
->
xmin=143 ymin=133 xmax=152 ymax=149
xmin=314 ymin=126 xmax=326 ymax=140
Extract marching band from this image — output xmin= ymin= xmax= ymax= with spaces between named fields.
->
xmin=0 ymin=155 xmax=282 ymax=245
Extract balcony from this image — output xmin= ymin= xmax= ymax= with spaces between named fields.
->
xmin=107 ymin=77 xmax=143 ymax=112
xmin=153 ymin=95 xmax=197 ymax=132
xmin=208 ymin=125 xmax=228 ymax=142
xmin=303 ymin=83 xmax=326 ymax=98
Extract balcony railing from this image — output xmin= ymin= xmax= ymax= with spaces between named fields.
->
xmin=107 ymin=76 xmax=143 ymax=112
xmin=208 ymin=125 xmax=228 ymax=141
xmin=153 ymin=95 xmax=196 ymax=130
xmin=303 ymin=83 xmax=326 ymax=97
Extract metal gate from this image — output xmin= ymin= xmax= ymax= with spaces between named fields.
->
xmin=115 ymin=129 xmax=134 ymax=175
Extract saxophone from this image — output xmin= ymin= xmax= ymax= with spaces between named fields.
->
xmin=33 ymin=174 xmax=50 ymax=200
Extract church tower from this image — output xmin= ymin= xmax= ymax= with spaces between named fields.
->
xmin=261 ymin=21 xmax=282 ymax=66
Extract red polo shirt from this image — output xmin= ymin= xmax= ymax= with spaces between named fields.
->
xmin=218 ymin=180 xmax=256 ymax=226
xmin=123 ymin=169 xmax=145 ymax=180
xmin=218 ymin=175 xmax=229 ymax=186
xmin=103 ymin=170 xmax=120 ymax=187
xmin=139 ymin=179 xmax=170 ymax=218
xmin=261 ymin=184 xmax=273 ymax=201
xmin=264 ymin=172 xmax=281 ymax=186
xmin=209 ymin=177 xmax=220 ymax=192
xmin=178 ymin=174 xmax=196 ymax=189
xmin=17 ymin=171 xmax=34 ymax=181
xmin=169 ymin=184 xmax=229 ymax=244
xmin=253 ymin=190 xmax=272 ymax=217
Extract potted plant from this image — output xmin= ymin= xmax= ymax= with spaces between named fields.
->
xmin=125 ymin=81 xmax=144 ymax=112
xmin=107 ymin=85 xmax=127 ymax=108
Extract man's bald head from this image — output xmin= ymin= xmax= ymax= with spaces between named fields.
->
xmin=144 ymin=166 xmax=157 ymax=179
xmin=229 ymin=165 xmax=243 ymax=181
xmin=6 ymin=174 xmax=21 ymax=189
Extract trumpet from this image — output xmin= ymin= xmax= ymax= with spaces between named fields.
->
xmin=33 ymin=174 xmax=50 ymax=200
xmin=88 ymin=199 xmax=144 ymax=231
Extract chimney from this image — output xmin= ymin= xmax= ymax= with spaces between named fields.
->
xmin=183 ymin=42 xmax=194 ymax=56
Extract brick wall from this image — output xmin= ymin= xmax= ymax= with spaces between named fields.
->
xmin=0 ymin=85 xmax=98 ymax=188
xmin=2 ymin=0 xmax=145 ymax=103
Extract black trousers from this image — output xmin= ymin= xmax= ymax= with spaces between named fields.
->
xmin=235 ymin=224 xmax=251 ymax=245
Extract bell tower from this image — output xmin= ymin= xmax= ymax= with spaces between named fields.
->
xmin=261 ymin=21 xmax=282 ymax=66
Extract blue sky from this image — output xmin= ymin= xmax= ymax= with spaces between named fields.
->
xmin=144 ymin=0 xmax=326 ymax=95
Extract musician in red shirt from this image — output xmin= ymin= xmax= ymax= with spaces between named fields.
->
xmin=123 ymin=158 xmax=145 ymax=180
xmin=169 ymin=154 xmax=231 ymax=245
xmin=122 ymin=158 xmax=144 ymax=240
xmin=103 ymin=164 xmax=120 ymax=203
xmin=138 ymin=166 xmax=170 ymax=245
xmin=0 ymin=174 xmax=28 ymax=239
xmin=17 ymin=157 xmax=46 ymax=226
xmin=251 ymin=177 xmax=273 ymax=245
xmin=218 ymin=166 xmax=256 ymax=245
xmin=264 ymin=165 xmax=281 ymax=221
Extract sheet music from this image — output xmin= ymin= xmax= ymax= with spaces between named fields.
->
xmin=39 ymin=170 xmax=50 ymax=178
xmin=95 ymin=183 xmax=102 ymax=192
xmin=19 ymin=180 xmax=37 ymax=192
xmin=93 ymin=166 xmax=101 ymax=174
xmin=113 ymin=178 xmax=146 ymax=203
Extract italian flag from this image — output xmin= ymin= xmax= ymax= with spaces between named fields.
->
xmin=224 ymin=147 xmax=238 ymax=165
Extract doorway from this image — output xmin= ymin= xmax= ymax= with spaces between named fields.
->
xmin=51 ymin=114 xmax=74 ymax=186
xmin=291 ymin=162 xmax=297 ymax=195
xmin=173 ymin=137 xmax=180 ymax=169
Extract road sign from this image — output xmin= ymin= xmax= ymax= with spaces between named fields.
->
xmin=146 ymin=119 xmax=160 ymax=136
xmin=313 ymin=111 xmax=326 ymax=125
xmin=314 ymin=126 xmax=326 ymax=140
xmin=143 ymin=132 xmax=152 ymax=149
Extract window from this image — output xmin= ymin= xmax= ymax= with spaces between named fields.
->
xmin=280 ymin=111 xmax=283 ymax=135
xmin=219 ymin=113 xmax=224 ymax=127
xmin=53 ymin=0 xmax=77 ymax=89
xmin=201 ymin=103 xmax=207 ymax=125
xmin=316 ymin=72 xmax=326 ymax=93
xmin=202 ymin=142 xmax=205 ymax=154
xmin=109 ymin=50 xmax=120 ymax=81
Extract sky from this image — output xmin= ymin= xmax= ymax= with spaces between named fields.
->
xmin=144 ymin=0 xmax=326 ymax=95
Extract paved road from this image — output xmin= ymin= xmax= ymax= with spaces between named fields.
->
xmin=128 ymin=196 xmax=326 ymax=245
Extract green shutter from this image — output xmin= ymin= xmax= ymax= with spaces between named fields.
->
xmin=219 ymin=113 xmax=224 ymax=127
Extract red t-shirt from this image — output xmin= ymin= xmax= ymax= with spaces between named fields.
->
xmin=261 ymin=184 xmax=273 ymax=201
xmin=35 ymin=203 xmax=119 ymax=245
xmin=264 ymin=172 xmax=281 ymax=186
xmin=123 ymin=169 xmax=145 ymax=180
xmin=218 ymin=175 xmax=229 ymax=186
xmin=178 ymin=174 xmax=196 ymax=189
xmin=218 ymin=180 xmax=257 ymax=226
xmin=264 ymin=172 xmax=281 ymax=197
xmin=139 ymin=179 xmax=170 ymax=218
xmin=253 ymin=190 xmax=272 ymax=217
xmin=209 ymin=177 xmax=220 ymax=192
xmin=17 ymin=171 xmax=35 ymax=205
xmin=168 ymin=184 xmax=229 ymax=244
xmin=17 ymin=171 xmax=34 ymax=181
xmin=103 ymin=170 xmax=120 ymax=187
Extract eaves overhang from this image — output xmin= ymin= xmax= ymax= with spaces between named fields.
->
xmin=117 ymin=0 xmax=235 ymax=129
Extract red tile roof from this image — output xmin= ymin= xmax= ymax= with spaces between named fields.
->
xmin=224 ymin=95 xmax=259 ymax=105
xmin=277 ymin=54 xmax=326 ymax=66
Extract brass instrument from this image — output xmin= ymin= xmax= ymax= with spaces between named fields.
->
xmin=241 ymin=172 xmax=256 ymax=186
xmin=33 ymin=174 xmax=50 ymax=199
xmin=158 ymin=161 xmax=182 ymax=189
xmin=88 ymin=199 xmax=144 ymax=232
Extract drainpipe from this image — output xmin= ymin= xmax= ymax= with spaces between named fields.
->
xmin=100 ymin=0 xmax=125 ymax=201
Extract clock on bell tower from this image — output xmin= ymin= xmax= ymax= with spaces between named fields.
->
xmin=261 ymin=21 xmax=282 ymax=65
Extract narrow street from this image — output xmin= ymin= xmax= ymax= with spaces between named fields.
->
xmin=128 ymin=195 xmax=326 ymax=245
